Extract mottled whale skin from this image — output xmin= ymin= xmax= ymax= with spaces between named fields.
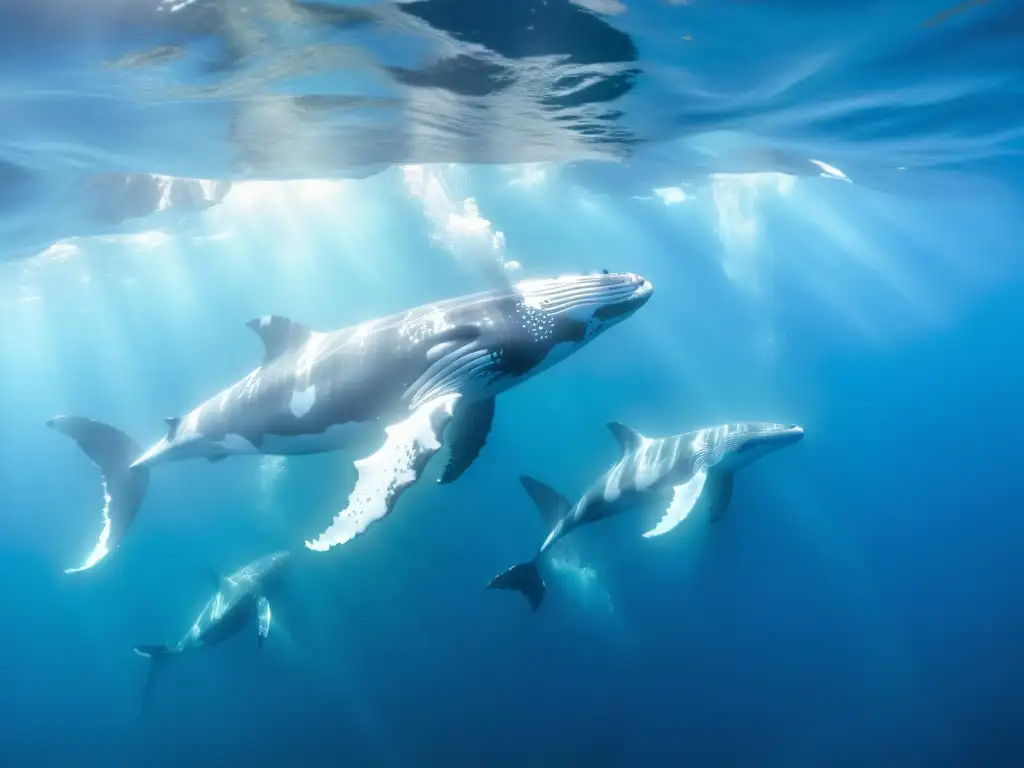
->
xmin=488 ymin=420 xmax=805 ymax=610
xmin=133 ymin=550 xmax=291 ymax=719
xmin=48 ymin=272 xmax=653 ymax=571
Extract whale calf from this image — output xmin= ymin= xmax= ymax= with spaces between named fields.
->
xmin=488 ymin=420 xmax=805 ymax=610
xmin=48 ymin=272 xmax=653 ymax=571
xmin=133 ymin=550 xmax=290 ymax=718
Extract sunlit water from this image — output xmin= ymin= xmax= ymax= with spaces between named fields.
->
xmin=1 ymin=1 xmax=1024 ymax=766
xmin=2 ymin=0 xmax=1022 ymax=257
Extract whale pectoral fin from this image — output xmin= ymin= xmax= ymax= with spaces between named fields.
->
xmin=708 ymin=472 xmax=734 ymax=523
xmin=304 ymin=393 xmax=462 ymax=553
xmin=246 ymin=315 xmax=313 ymax=364
xmin=425 ymin=325 xmax=482 ymax=362
xmin=642 ymin=468 xmax=707 ymax=538
xmin=438 ymin=397 xmax=495 ymax=484
xmin=257 ymin=596 xmax=271 ymax=648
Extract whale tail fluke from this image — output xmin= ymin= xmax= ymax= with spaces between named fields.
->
xmin=133 ymin=645 xmax=175 ymax=721
xmin=46 ymin=416 xmax=150 ymax=574
xmin=487 ymin=561 xmax=546 ymax=611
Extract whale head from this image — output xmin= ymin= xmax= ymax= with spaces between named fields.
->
xmin=407 ymin=271 xmax=652 ymax=407
xmin=513 ymin=270 xmax=654 ymax=338
xmin=702 ymin=421 xmax=804 ymax=472
xmin=252 ymin=549 xmax=292 ymax=590
xmin=492 ymin=270 xmax=653 ymax=379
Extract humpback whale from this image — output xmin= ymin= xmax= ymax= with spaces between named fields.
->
xmin=48 ymin=272 xmax=653 ymax=571
xmin=488 ymin=420 xmax=805 ymax=610
xmin=133 ymin=550 xmax=291 ymax=719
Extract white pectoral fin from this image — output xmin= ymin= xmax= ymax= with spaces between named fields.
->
xmin=304 ymin=393 xmax=462 ymax=553
xmin=642 ymin=468 xmax=707 ymax=538
xmin=257 ymin=596 xmax=271 ymax=647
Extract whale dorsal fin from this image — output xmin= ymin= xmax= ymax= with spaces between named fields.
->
xmin=246 ymin=315 xmax=313 ymax=364
xmin=163 ymin=416 xmax=181 ymax=440
xmin=607 ymin=422 xmax=644 ymax=455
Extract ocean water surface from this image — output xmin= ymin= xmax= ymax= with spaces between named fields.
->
xmin=1 ymin=1 xmax=1023 ymax=765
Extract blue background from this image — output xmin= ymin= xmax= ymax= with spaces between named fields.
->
xmin=1 ymin=0 xmax=1024 ymax=765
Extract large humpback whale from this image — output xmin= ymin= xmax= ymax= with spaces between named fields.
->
xmin=48 ymin=272 xmax=653 ymax=571
xmin=133 ymin=550 xmax=291 ymax=719
xmin=488 ymin=420 xmax=805 ymax=610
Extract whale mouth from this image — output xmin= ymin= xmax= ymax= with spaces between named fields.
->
xmin=595 ymin=274 xmax=653 ymax=320
xmin=630 ymin=273 xmax=654 ymax=300
xmin=766 ymin=424 xmax=805 ymax=448
xmin=727 ymin=422 xmax=805 ymax=458
xmin=756 ymin=422 xmax=803 ymax=435
xmin=514 ymin=271 xmax=654 ymax=322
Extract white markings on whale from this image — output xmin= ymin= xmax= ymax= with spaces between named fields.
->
xmin=289 ymin=385 xmax=316 ymax=419
xmin=305 ymin=393 xmax=462 ymax=552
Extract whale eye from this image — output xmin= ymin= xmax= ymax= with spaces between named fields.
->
xmin=602 ymin=268 xmax=609 ymax=274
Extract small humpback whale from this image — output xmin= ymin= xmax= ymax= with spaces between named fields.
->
xmin=133 ymin=550 xmax=291 ymax=719
xmin=48 ymin=272 xmax=653 ymax=572
xmin=488 ymin=420 xmax=805 ymax=610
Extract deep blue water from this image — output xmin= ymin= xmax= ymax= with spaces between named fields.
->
xmin=2 ymin=1 xmax=1024 ymax=766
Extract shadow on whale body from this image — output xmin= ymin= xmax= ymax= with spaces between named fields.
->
xmin=488 ymin=420 xmax=806 ymax=611
xmin=133 ymin=550 xmax=292 ymax=720
xmin=46 ymin=271 xmax=653 ymax=573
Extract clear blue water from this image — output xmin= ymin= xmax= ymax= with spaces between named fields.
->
xmin=1 ymin=1 xmax=1023 ymax=765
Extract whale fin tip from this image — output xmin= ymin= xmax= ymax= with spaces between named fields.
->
xmin=487 ymin=561 xmax=545 ymax=611
xmin=48 ymin=415 xmax=150 ymax=573
xmin=306 ymin=394 xmax=462 ymax=553
xmin=438 ymin=397 xmax=496 ymax=484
